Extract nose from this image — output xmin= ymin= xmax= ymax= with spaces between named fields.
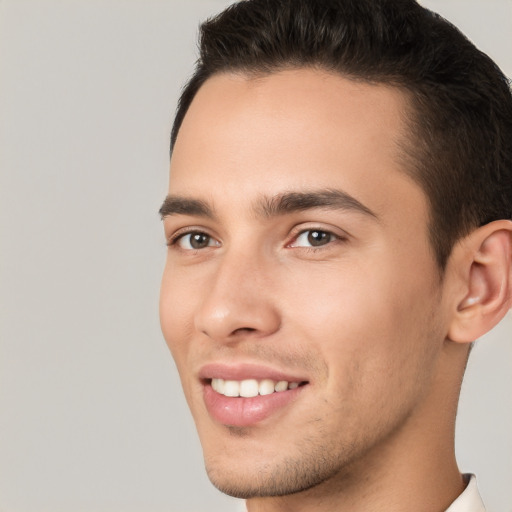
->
xmin=194 ymin=252 xmax=281 ymax=343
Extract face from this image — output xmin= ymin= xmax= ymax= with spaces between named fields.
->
xmin=160 ymin=69 xmax=451 ymax=499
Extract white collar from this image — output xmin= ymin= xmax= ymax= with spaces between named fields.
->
xmin=445 ymin=475 xmax=486 ymax=512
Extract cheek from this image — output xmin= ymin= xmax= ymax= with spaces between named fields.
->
xmin=159 ymin=264 xmax=196 ymax=363
xmin=285 ymin=254 xmax=441 ymax=391
xmin=287 ymin=265 xmax=441 ymax=448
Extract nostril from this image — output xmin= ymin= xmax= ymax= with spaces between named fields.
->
xmin=232 ymin=327 xmax=257 ymax=335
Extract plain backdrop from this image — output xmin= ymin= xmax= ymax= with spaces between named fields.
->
xmin=0 ymin=1 xmax=511 ymax=511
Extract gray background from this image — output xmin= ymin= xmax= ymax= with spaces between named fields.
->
xmin=0 ymin=1 xmax=510 ymax=511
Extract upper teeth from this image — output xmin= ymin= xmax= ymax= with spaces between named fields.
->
xmin=211 ymin=378 xmax=300 ymax=398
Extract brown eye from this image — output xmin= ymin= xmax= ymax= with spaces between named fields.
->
xmin=177 ymin=232 xmax=218 ymax=250
xmin=307 ymin=230 xmax=331 ymax=247
xmin=291 ymin=229 xmax=335 ymax=248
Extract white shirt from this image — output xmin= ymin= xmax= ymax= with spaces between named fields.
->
xmin=446 ymin=475 xmax=486 ymax=512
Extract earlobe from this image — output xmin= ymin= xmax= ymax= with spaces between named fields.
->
xmin=448 ymin=220 xmax=512 ymax=343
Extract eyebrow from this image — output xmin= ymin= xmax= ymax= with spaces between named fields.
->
xmin=159 ymin=188 xmax=377 ymax=221
xmin=159 ymin=196 xmax=214 ymax=219
xmin=257 ymin=189 xmax=378 ymax=219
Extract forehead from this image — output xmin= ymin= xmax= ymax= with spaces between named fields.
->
xmin=169 ymin=68 xmax=424 ymax=224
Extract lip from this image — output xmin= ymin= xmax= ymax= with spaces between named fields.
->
xmin=199 ymin=363 xmax=309 ymax=427
xmin=199 ymin=362 xmax=307 ymax=383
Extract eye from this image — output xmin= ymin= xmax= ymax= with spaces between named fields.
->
xmin=290 ymin=229 xmax=336 ymax=248
xmin=174 ymin=231 xmax=219 ymax=250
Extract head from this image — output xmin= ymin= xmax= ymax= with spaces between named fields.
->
xmin=160 ymin=0 xmax=512 ymax=506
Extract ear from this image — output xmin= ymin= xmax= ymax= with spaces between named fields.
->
xmin=447 ymin=220 xmax=512 ymax=343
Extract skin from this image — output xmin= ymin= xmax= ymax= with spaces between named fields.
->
xmin=159 ymin=69 xmax=472 ymax=512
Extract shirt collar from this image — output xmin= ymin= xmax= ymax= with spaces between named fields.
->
xmin=445 ymin=475 xmax=486 ymax=512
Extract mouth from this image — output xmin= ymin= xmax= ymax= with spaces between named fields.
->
xmin=199 ymin=365 xmax=309 ymax=427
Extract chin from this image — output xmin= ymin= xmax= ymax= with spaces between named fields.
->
xmin=203 ymin=446 xmax=348 ymax=499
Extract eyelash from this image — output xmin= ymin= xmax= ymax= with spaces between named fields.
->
xmin=167 ymin=227 xmax=345 ymax=252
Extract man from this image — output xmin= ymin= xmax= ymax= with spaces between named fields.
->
xmin=159 ymin=0 xmax=512 ymax=510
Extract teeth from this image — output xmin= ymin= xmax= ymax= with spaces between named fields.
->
xmin=210 ymin=378 xmax=302 ymax=398
xmin=274 ymin=380 xmax=288 ymax=392
xmin=259 ymin=379 xmax=275 ymax=396
xmin=240 ymin=379 xmax=259 ymax=398
xmin=223 ymin=380 xmax=240 ymax=397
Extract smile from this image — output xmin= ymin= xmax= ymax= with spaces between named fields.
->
xmin=211 ymin=378 xmax=302 ymax=397
xmin=199 ymin=365 xmax=309 ymax=427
